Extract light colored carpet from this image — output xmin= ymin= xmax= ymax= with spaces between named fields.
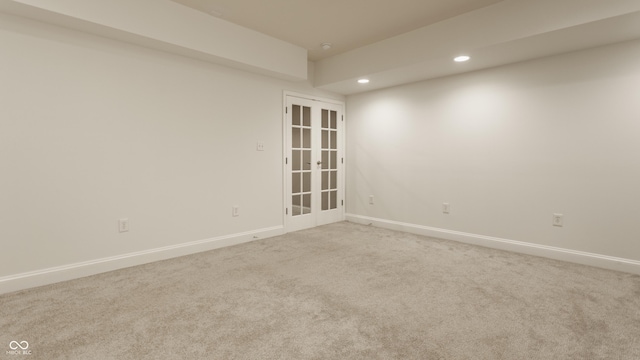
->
xmin=1 ymin=221 xmax=639 ymax=359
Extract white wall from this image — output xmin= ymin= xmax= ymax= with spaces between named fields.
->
xmin=0 ymin=13 xmax=342 ymax=288
xmin=0 ymin=0 xmax=308 ymax=80
xmin=346 ymin=39 xmax=640 ymax=265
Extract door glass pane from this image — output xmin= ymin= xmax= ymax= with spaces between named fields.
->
xmin=322 ymin=151 xmax=328 ymax=169
xmin=292 ymin=150 xmax=301 ymax=171
xmin=303 ymin=194 xmax=311 ymax=214
xmin=330 ymin=151 xmax=337 ymax=170
xmin=330 ymin=191 xmax=337 ymax=209
xmin=322 ymin=171 xmax=329 ymax=190
xmin=292 ymin=128 xmax=300 ymax=148
xmin=322 ymin=192 xmax=328 ymax=211
xmin=330 ymin=111 xmax=337 ymax=129
xmin=330 ymin=171 xmax=337 ymax=190
xmin=303 ymin=106 xmax=311 ymax=127
xmin=322 ymin=109 xmax=328 ymax=128
xmin=292 ymin=173 xmax=301 ymax=194
xmin=293 ymin=105 xmax=300 ymax=126
xmin=292 ymin=195 xmax=301 ymax=216
xmin=303 ymin=172 xmax=311 ymax=192
xmin=330 ymin=131 xmax=337 ymax=150
xmin=303 ymin=128 xmax=311 ymax=149
xmin=322 ymin=130 xmax=328 ymax=149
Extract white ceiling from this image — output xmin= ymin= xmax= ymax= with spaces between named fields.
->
xmin=3 ymin=0 xmax=640 ymax=95
xmin=171 ymin=0 xmax=640 ymax=95
xmin=314 ymin=0 xmax=640 ymax=94
xmin=171 ymin=0 xmax=505 ymax=61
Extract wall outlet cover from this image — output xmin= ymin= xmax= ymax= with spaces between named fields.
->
xmin=442 ymin=203 xmax=450 ymax=214
xmin=118 ymin=218 xmax=129 ymax=233
xmin=552 ymin=213 xmax=564 ymax=227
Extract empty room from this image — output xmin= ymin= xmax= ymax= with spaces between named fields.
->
xmin=1 ymin=0 xmax=639 ymax=359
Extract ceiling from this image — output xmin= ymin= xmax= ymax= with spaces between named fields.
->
xmin=3 ymin=0 xmax=640 ymax=96
xmin=171 ymin=0 xmax=505 ymax=61
xmin=170 ymin=0 xmax=640 ymax=95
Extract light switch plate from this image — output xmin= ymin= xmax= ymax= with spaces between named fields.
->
xmin=442 ymin=203 xmax=450 ymax=214
xmin=118 ymin=218 xmax=129 ymax=233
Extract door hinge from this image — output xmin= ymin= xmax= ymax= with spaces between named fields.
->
xmin=286 ymin=208 xmax=288 ymax=215
xmin=341 ymin=200 xmax=344 ymax=206
xmin=286 ymin=157 xmax=288 ymax=164
xmin=342 ymin=115 xmax=344 ymax=121
xmin=286 ymin=107 xmax=288 ymax=114
xmin=341 ymin=158 xmax=344 ymax=164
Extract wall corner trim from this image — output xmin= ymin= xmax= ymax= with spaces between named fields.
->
xmin=0 ymin=225 xmax=284 ymax=295
xmin=345 ymin=214 xmax=640 ymax=275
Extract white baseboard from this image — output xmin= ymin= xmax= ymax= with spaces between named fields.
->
xmin=346 ymin=214 xmax=640 ymax=275
xmin=0 ymin=226 xmax=284 ymax=295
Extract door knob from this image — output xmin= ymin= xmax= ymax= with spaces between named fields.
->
xmin=317 ymin=161 xmax=322 ymax=165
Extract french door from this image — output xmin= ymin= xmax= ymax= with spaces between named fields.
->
xmin=285 ymin=95 xmax=344 ymax=232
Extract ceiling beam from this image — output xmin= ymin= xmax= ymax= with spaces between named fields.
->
xmin=314 ymin=0 xmax=640 ymax=94
xmin=0 ymin=0 xmax=308 ymax=81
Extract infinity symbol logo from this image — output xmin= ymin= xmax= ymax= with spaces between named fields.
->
xmin=9 ymin=341 xmax=29 ymax=350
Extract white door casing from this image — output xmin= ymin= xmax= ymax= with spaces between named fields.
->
xmin=284 ymin=94 xmax=345 ymax=232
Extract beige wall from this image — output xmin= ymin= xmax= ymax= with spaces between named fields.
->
xmin=346 ymin=39 xmax=640 ymax=264
xmin=0 ymin=12 xmax=342 ymax=284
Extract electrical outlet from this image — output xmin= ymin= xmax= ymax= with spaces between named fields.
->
xmin=118 ymin=218 xmax=129 ymax=233
xmin=442 ymin=203 xmax=450 ymax=214
xmin=232 ymin=206 xmax=240 ymax=217
xmin=369 ymin=195 xmax=374 ymax=205
xmin=256 ymin=142 xmax=265 ymax=151
xmin=552 ymin=213 xmax=563 ymax=227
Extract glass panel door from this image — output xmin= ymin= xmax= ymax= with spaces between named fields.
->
xmin=321 ymin=109 xmax=338 ymax=211
xmin=285 ymin=95 xmax=344 ymax=232
xmin=291 ymin=104 xmax=312 ymax=217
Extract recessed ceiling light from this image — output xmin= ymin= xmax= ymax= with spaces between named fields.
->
xmin=454 ymin=55 xmax=470 ymax=62
xmin=321 ymin=43 xmax=332 ymax=51
xmin=358 ymin=79 xmax=370 ymax=84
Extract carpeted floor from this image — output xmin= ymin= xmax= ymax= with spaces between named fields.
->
xmin=1 ymin=221 xmax=640 ymax=359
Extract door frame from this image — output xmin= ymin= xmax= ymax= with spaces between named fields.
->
xmin=283 ymin=91 xmax=346 ymax=233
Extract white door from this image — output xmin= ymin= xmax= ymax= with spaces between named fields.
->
xmin=285 ymin=95 xmax=344 ymax=232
